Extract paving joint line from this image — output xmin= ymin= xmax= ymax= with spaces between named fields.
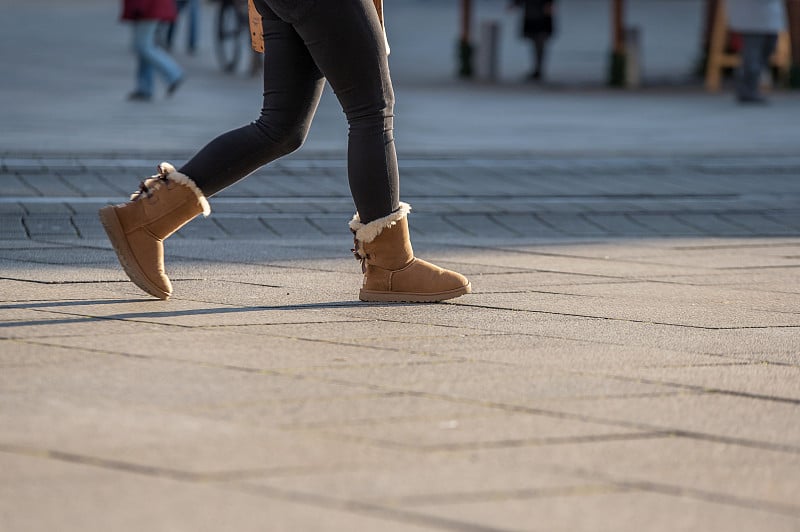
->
xmin=418 ymin=393 xmax=800 ymax=455
xmin=366 ymin=484 xmax=629 ymax=507
xmin=314 ymin=430 xmax=673 ymax=454
xmin=568 ymin=369 xmax=800 ymax=406
xmin=486 ymin=213 xmax=526 ymax=237
xmin=448 ymin=300 xmax=800 ymax=331
xmin=229 ymin=482 xmax=511 ymax=532
xmin=561 ymin=465 xmax=800 ymax=519
xmin=0 ymin=443 xmax=439 ymax=505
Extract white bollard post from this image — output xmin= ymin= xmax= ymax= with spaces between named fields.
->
xmin=477 ymin=20 xmax=500 ymax=82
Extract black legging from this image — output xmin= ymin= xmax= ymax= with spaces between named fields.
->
xmin=180 ymin=0 xmax=399 ymax=224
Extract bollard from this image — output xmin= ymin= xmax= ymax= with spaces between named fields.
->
xmin=476 ymin=20 xmax=500 ymax=81
xmin=624 ymin=26 xmax=642 ymax=88
xmin=457 ymin=38 xmax=474 ymax=78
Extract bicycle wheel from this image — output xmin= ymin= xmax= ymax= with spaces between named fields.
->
xmin=215 ymin=0 xmax=242 ymax=73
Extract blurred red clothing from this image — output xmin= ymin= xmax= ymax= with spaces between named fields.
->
xmin=122 ymin=0 xmax=177 ymax=22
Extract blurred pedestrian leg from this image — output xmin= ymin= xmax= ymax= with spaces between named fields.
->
xmin=122 ymin=0 xmax=184 ymax=100
xmin=736 ymin=33 xmax=778 ymax=101
xmin=131 ymin=21 xmax=185 ymax=99
xmin=509 ymin=0 xmax=556 ymax=81
xmin=166 ymin=0 xmax=201 ymax=54
xmin=727 ymin=0 xmax=785 ymax=103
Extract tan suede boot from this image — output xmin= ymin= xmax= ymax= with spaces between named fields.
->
xmin=350 ymin=203 xmax=471 ymax=302
xmin=98 ymin=163 xmax=210 ymax=300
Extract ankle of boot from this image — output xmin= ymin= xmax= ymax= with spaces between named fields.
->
xmin=349 ymin=202 xmax=411 ymax=244
xmin=158 ymin=163 xmax=211 ymax=217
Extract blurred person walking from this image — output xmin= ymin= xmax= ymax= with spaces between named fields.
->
xmin=728 ymin=0 xmax=786 ymax=103
xmin=98 ymin=0 xmax=471 ymax=303
xmin=165 ymin=0 xmax=201 ymax=55
xmin=123 ymin=0 xmax=185 ymax=101
xmin=510 ymin=0 xmax=556 ymax=81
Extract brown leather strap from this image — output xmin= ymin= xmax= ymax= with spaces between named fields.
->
xmin=373 ymin=0 xmax=384 ymax=27
xmin=248 ymin=0 xmax=264 ymax=53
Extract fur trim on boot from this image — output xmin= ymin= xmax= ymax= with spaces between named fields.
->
xmin=130 ymin=162 xmax=211 ymax=217
xmin=350 ymin=203 xmax=471 ymax=303
xmin=349 ymin=202 xmax=411 ymax=244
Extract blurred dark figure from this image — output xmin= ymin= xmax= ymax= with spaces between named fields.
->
xmin=510 ymin=0 xmax=556 ymax=81
xmin=728 ymin=0 xmax=786 ymax=103
xmin=122 ymin=0 xmax=185 ymax=101
xmin=165 ymin=0 xmax=201 ymax=54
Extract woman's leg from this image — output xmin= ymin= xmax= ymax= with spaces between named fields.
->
xmin=289 ymin=0 xmax=399 ymax=223
xmin=283 ymin=0 xmax=468 ymax=301
xmin=737 ymin=33 xmax=766 ymax=100
xmin=131 ymin=20 xmax=183 ymax=88
xmin=532 ymin=34 xmax=547 ymax=79
xmin=186 ymin=0 xmax=200 ymax=53
xmin=132 ymin=22 xmax=155 ymax=96
xmin=179 ymin=6 xmax=325 ymax=197
xmin=760 ymin=33 xmax=779 ymax=86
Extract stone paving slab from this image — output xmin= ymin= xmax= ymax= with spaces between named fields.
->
xmin=490 ymin=436 xmax=800 ymax=510
xmin=613 ymin=363 xmax=800 ymax=399
xmin=466 ymin=290 xmax=799 ymax=329
xmin=347 ymin=302 xmax=798 ymax=357
xmin=535 ymin=393 xmax=800 ymax=448
xmin=0 ymin=455 xmax=438 ymax=532
xmin=418 ymin=491 xmax=800 ymax=532
xmin=305 ymin=411 xmax=656 ymax=453
xmin=9 ymin=218 xmax=800 ymax=520
xmin=251 ymin=463 xmax=607 ymax=508
xmin=3 ymin=156 xmax=800 ymax=239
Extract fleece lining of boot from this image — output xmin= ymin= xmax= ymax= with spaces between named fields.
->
xmin=130 ymin=163 xmax=211 ymax=216
xmin=349 ymin=202 xmax=411 ymax=243
xmin=159 ymin=162 xmax=211 ymax=216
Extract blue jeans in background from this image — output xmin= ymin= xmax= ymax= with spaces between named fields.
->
xmin=166 ymin=0 xmax=201 ymax=54
xmin=736 ymin=32 xmax=778 ymax=102
xmin=131 ymin=20 xmax=184 ymax=97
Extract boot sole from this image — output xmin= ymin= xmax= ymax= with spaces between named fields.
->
xmin=98 ymin=206 xmax=171 ymax=300
xmin=359 ymin=282 xmax=471 ymax=303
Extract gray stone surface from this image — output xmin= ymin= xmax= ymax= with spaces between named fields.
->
xmin=2 ymin=0 xmax=799 ymax=530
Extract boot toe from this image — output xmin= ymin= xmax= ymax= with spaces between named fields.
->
xmin=360 ymin=258 xmax=470 ymax=302
xmin=126 ymin=232 xmax=173 ymax=299
xmin=99 ymin=208 xmax=173 ymax=300
xmin=409 ymin=258 xmax=470 ymax=292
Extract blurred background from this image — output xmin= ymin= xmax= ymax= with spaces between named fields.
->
xmin=0 ymin=0 xmax=797 ymax=156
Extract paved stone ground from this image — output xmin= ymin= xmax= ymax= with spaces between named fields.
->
xmin=2 ymin=1 xmax=800 ymax=531
xmin=3 ymin=153 xmax=800 ymax=531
